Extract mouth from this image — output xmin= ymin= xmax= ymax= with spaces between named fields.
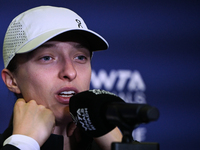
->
xmin=56 ymin=88 xmax=78 ymax=105
xmin=58 ymin=91 xmax=76 ymax=98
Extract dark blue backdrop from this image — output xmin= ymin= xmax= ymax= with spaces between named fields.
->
xmin=0 ymin=0 xmax=200 ymax=150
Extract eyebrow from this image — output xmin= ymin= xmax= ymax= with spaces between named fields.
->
xmin=73 ymin=43 xmax=89 ymax=49
xmin=39 ymin=43 xmax=56 ymax=48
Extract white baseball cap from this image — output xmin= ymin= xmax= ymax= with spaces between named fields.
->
xmin=3 ymin=6 xmax=109 ymax=68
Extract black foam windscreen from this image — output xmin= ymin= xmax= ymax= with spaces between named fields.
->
xmin=69 ymin=89 xmax=124 ymax=137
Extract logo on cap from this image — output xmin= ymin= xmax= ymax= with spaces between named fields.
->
xmin=75 ymin=19 xmax=83 ymax=28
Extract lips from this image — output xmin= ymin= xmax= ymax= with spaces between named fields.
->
xmin=55 ymin=87 xmax=78 ymax=104
xmin=58 ymin=91 xmax=76 ymax=97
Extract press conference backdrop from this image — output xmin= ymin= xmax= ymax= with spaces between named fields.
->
xmin=0 ymin=0 xmax=199 ymax=150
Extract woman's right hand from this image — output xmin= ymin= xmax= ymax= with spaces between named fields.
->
xmin=12 ymin=98 xmax=55 ymax=147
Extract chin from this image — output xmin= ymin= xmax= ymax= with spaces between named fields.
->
xmin=54 ymin=108 xmax=72 ymax=124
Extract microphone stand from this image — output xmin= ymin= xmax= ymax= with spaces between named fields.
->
xmin=106 ymin=103 xmax=160 ymax=150
xmin=111 ymin=124 xmax=159 ymax=150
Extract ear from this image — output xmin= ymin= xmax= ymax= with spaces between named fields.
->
xmin=1 ymin=69 xmax=21 ymax=94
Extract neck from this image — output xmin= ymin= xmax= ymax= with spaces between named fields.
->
xmin=52 ymin=118 xmax=83 ymax=150
xmin=52 ymin=119 xmax=72 ymax=149
xmin=52 ymin=122 xmax=92 ymax=150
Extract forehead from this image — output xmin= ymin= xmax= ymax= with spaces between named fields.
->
xmin=38 ymin=41 xmax=89 ymax=51
xmin=28 ymin=42 xmax=92 ymax=62
xmin=27 ymin=31 xmax=93 ymax=58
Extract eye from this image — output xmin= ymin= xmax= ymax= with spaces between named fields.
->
xmin=74 ymin=55 xmax=89 ymax=64
xmin=40 ymin=56 xmax=53 ymax=61
xmin=76 ymin=55 xmax=87 ymax=60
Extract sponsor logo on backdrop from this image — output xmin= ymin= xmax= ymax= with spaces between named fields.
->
xmin=90 ymin=69 xmax=147 ymax=141
xmin=91 ymin=69 xmax=146 ymax=104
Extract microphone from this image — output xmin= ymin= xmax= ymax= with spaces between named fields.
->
xmin=69 ymin=89 xmax=159 ymax=137
xmin=105 ymin=102 xmax=159 ymax=128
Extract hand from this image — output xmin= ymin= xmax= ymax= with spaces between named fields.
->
xmin=67 ymin=122 xmax=93 ymax=149
xmin=67 ymin=122 xmax=77 ymax=137
xmin=12 ymin=98 xmax=55 ymax=147
xmin=94 ymin=127 xmax=122 ymax=150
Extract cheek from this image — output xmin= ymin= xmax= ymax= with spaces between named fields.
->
xmin=77 ymin=66 xmax=91 ymax=90
xmin=84 ymin=71 xmax=91 ymax=89
xmin=16 ymin=70 xmax=49 ymax=101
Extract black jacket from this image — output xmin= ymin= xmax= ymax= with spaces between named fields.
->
xmin=0 ymin=125 xmax=101 ymax=150
xmin=0 ymin=124 xmax=63 ymax=150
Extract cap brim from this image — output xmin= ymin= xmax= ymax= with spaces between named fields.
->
xmin=17 ymin=28 xmax=109 ymax=54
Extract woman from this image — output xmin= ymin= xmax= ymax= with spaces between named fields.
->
xmin=0 ymin=6 xmax=122 ymax=150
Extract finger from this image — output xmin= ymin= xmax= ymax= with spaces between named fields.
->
xmin=16 ymin=98 xmax=26 ymax=102
xmin=13 ymin=98 xmax=26 ymax=114
xmin=67 ymin=122 xmax=77 ymax=137
xmin=14 ymin=98 xmax=26 ymax=107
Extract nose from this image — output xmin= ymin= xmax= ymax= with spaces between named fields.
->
xmin=59 ymin=59 xmax=77 ymax=81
